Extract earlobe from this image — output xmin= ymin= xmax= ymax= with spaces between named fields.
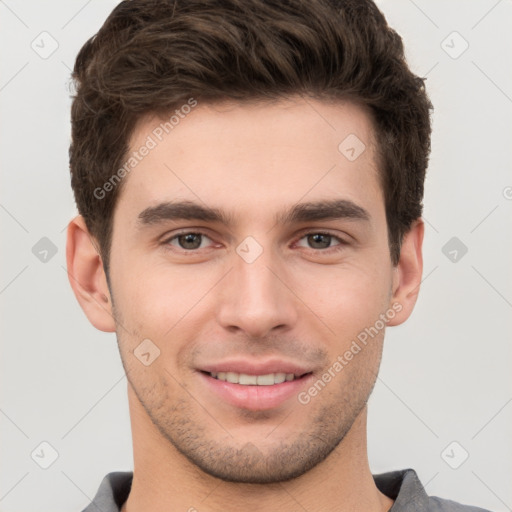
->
xmin=387 ymin=219 xmax=424 ymax=327
xmin=66 ymin=215 xmax=117 ymax=333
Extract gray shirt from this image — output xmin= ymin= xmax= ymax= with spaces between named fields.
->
xmin=81 ymin=468 xmax=492 ymax=511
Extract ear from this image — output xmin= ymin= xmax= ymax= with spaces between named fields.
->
xmin=387 ymin=219 xmax=424 ymax=326
xmin=66 ymin=215 xmax=116 ymax=332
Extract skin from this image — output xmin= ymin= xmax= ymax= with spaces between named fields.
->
xmin=67 ymin=96 xmax=423 ymax=512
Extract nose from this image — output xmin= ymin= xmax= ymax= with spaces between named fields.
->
xmin=216 ymin=246 xmax=298 ymax=339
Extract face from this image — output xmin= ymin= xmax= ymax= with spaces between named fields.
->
xmin=100 ymin=97 xmax=403 ymax=483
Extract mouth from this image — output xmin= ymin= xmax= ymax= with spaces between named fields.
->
xmin=197 ymin=370 xmax=315 ymax=411
xmin=201 ymin=370 xmax=312 ymax=385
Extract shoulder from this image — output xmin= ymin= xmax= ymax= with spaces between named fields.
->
xmin=373 ymin=468 xmax=494 ymax=512
xmin=81 ymin=471 xmax=133 ymax=512
xmin=427 ymin=496 xmax=493 ymax=512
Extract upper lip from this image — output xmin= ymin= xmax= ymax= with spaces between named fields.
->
xmin=198 ymin=359 xmax=314 ymax=377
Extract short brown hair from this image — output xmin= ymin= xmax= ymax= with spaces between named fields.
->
xmin=69 ymin=0 xmax=432 ymax=276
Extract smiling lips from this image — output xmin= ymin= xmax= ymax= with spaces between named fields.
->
xmin=198 ymin=359 xmax=313 ymax=384
xmin=208 ymin=371 xmax=300 ymax=385
xmin=197 ymin=359 xmax=315 ymax=410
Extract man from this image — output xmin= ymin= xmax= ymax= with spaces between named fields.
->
xmin=66 ymin=0 xmax=491 ymax=510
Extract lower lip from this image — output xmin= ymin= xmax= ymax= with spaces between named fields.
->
xmin=197 ymin=371 xmax=314 ymax=411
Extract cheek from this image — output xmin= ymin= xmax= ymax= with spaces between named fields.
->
xmin=112 ymin=260 xmax=219 ymax=338
xmin=296 ymin=265 xmax=392 ymax=332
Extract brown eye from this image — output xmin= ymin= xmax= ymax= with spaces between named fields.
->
xmin=166 ymin=232 xmax=213 ymax=250
xmin=178 ymin=233 xmax=202 ymax=249
xmin=307 ymin=233 xmax=333 ymax=249
xmin=296 ymin=232 xmax=344 ymax=250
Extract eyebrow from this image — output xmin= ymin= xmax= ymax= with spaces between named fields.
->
xmin=137 ymin=198 xmax=370 ymax=229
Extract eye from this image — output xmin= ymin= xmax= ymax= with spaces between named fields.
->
xmin=161 ymin=230 xmax=348 ymax=254
xmin=164 ymin=231 xmax=214 ymax=250
xmin=295 ymin=232 xmax=345 ymax=251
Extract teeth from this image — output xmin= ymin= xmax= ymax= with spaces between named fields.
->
xmin=239 ymin=374 xmax=258 ymax=385
xmin=209 ymin=371 xmax=298 ymax=385
xmin=225 ymin=372 xmax=239 ymax=384
xmin=257 ymin=374 xmax=275 ymax=385
xmin=273 ymin=373 xmax=286 ymax=384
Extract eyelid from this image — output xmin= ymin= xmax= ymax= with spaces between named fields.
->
xmin=161 ymin=229 xmax=216 ymax=248
xmin=292 ymin=229 xmax=349 ymax=250
xmin=160 ymin=228 xmax=350 ymax=252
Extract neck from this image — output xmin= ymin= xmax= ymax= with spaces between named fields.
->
xmin=121 ymin=385 xmax=393 ymax=512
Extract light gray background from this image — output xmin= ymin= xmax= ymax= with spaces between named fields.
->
xmin=1 ymin=1 xmax=511 ymax=511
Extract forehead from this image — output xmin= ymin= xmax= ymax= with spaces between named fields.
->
xmin=114 ymin=96 xmax=382 ymax=226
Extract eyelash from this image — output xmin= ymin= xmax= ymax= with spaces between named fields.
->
xmin=161 ymin=230 xmax=348 ymax=254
